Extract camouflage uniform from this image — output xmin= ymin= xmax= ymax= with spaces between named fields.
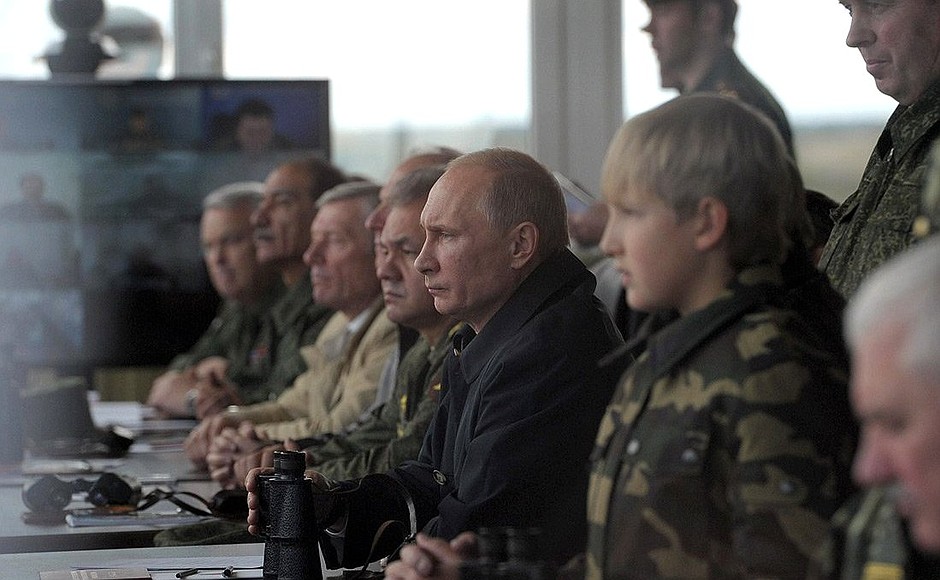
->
xmin=819 ymin=80 xmax=940 ymax=298
xmin=167 ymin=282 xmax=284 ymax=402
xmin=586 ymin=264 xmax=857 ymax=579
xmin=808 ymin=486 xmax=940 ymax=580
xmin=601 ymin=46 xmax=794 ymax=343
xmin=231 ymin=298 xmax=398 ymax=440
xmin=238 ymin=275 xmax=333 ymax=404
xmin=806 ymin=143 xmax=940 ymax=580
xmin=913 ymin=138 xmax=940 ymax=239
xmin=692 ymin=46 xmax=794 ymax=156
xmin=305 ymin=323 xmax=463 ymax=480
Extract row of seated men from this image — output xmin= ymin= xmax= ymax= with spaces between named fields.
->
xmin=132 ymin=105 xmax=936 ymax=580
xmin=137 ymin=0 xmax=940 ymax=576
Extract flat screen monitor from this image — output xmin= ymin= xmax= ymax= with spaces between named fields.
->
xmin=0 ymin=79 xmax=331 ymax=369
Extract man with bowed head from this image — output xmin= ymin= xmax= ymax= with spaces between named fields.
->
xmin=813 ymin=235 xmax=940 ymax=579
xmin=247 ymin=148 xmax=623 ymax=568
xmin=820 ymin=0 xmax=940 ymax=297
xmin=849 ymin=237 xmax=940 ymax=550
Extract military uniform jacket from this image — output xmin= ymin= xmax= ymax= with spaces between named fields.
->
xmin=168 ymin=283 xmax=282 ymax=371
xmin=232 ymin=298 xmax=397 ymax=440
xmin=810 ymin=487 xmax=940 ymax=580
xmin=168 ymin=282 xmax=284 ymax=403
xmin=335 ymin=249 xmax=622 ymax=564
xmin=307 ymin=324 xmax=461 ymax=480
xmin=692 ymin=47 xmax=794 ymax=155
xmin=239 ymin=275 xmax=333 ymax=403
xmin=819 ymin=80 xmax=940 ymax=298
xmin=586 ymin=265 xmax=856 ymax=579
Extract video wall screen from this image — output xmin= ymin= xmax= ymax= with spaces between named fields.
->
xmin=0 ymin=79 xmax=331 ymax=367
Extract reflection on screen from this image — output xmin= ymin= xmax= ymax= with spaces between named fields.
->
xmin=0 ymin=80 xmax=330 ymax=367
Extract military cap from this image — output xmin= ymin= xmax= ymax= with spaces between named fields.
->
xmin=642 ymin=0 xmax=738 ymax=32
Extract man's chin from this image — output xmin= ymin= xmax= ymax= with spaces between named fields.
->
xmin=216 ymin=288 xmax=238 ymax=301
xmin=255 ymin=250 xmax=278 ymax=265
xmin=910 ymin=516 xmax=940 ymax=555
xmin=431 ymin=298 xmax=456 ymax=317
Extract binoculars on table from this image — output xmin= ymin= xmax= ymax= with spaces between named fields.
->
xmin=256 ymin=450 xmax=322 ymax=580
xmin=22 ymin=472 xmax=141 ymax=513
xmin=460 ymin=527 xmax=555 ymax=580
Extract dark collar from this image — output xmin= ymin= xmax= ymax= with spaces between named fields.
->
xmin=270 ymin=275 xmax=313 ymax=329
xmin=883 ymin=78 xmax=940 ymax=163
xmin=453 ymin=248 xmax=592 ymax=383
xmin=688 ymin=46 xmax=738 ymax=95
xmin=642 ymin=264 xmax=783 ymax=379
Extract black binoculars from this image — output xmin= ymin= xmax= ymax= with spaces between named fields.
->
xmin=460 ymin=527 xmax=554 ymax=580
xmin=257 ymin=450 xmax=322 ymax=580
xmin=22 ymin=472 xmax=141 ymax=513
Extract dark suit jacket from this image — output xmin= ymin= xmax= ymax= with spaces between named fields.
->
xmin=330 ymin=248 xmax=623 ymax=565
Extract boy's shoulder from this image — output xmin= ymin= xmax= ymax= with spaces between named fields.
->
xmin=665 ymin=292 xmax=840 ymax=373
xmin=697 ymin=301 xmax=847 ymax=386
xmin=635 ymin=263 xmax=847 ymax=388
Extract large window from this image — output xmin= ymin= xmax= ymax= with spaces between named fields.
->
xmin=2 ymin=1 xmax=531 ymax=195
xmin=622 ymin=0 xmax=895 ymax=122
xmin=622 ymin=0 xmax=897 ymax=200
xmin=0 ymin=1 xmax=173 ymax=79
xmin=223 ymin=1 xmax=531 ymax=182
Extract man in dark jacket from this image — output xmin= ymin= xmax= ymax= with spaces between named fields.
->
xmin=247 ymin=148 xmax=622 ymax=567
xmin=641 ymin=0 xmax=792 ymax=152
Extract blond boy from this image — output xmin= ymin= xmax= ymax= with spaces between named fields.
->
xmin=585 ymin=94 xmax=857 ymax=578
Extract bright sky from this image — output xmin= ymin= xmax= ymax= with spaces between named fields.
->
xmin=0 ymin=1 xmax=897 ymax=128
xmin=623 ymin=0 xmax=897 ymax=123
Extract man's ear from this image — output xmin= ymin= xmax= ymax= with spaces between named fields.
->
xmin=508 ymin=222 xmax=539 ymax=270
xmin=692 ymin=196 xmax=728 ymax=252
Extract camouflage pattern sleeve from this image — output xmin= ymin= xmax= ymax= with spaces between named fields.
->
xmin=913 ymin=138 xmax=940 ymax=239
xmin=167 ymin=301 xmax=244 ymax=371
xmin=310 ymin=327 xmax=453 ymax=481
xmin=236 ymin=278 xmax=333 ymax=403
xmin=586 ymin=267 xmax=856 ymax=579
xmin=819 ymin=80 xmax=940 ymax=298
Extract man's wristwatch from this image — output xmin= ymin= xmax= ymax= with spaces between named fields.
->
xmin=185 ymin=388 xmax=199 ymax=417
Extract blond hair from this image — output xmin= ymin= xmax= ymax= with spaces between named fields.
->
xmin=602 ymin=94 xmax=799 ymax=268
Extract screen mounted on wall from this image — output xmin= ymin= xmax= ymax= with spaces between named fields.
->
xmin=0 ymin=79 xmax=331 ymax=368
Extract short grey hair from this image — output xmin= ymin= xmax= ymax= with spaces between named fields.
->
xmin=387 ymin=166 xmax=446 ymax=209
xmin=203 ymin=181 xmax=264 ymax=211
xmin=316 ymin=180 xmax=381 ymax=212
xmin=845 ymin=237 xmax=940 ymax=382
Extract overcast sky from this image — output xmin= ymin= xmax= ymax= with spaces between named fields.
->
xmin=0 ymin=1 xmax=896 ymax=129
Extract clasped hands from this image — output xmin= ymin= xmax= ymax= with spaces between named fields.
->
xmin=209 ymin=424 xmax=301 ymax=488
xmin=147 ymin=356 xmax=243 ymax=419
